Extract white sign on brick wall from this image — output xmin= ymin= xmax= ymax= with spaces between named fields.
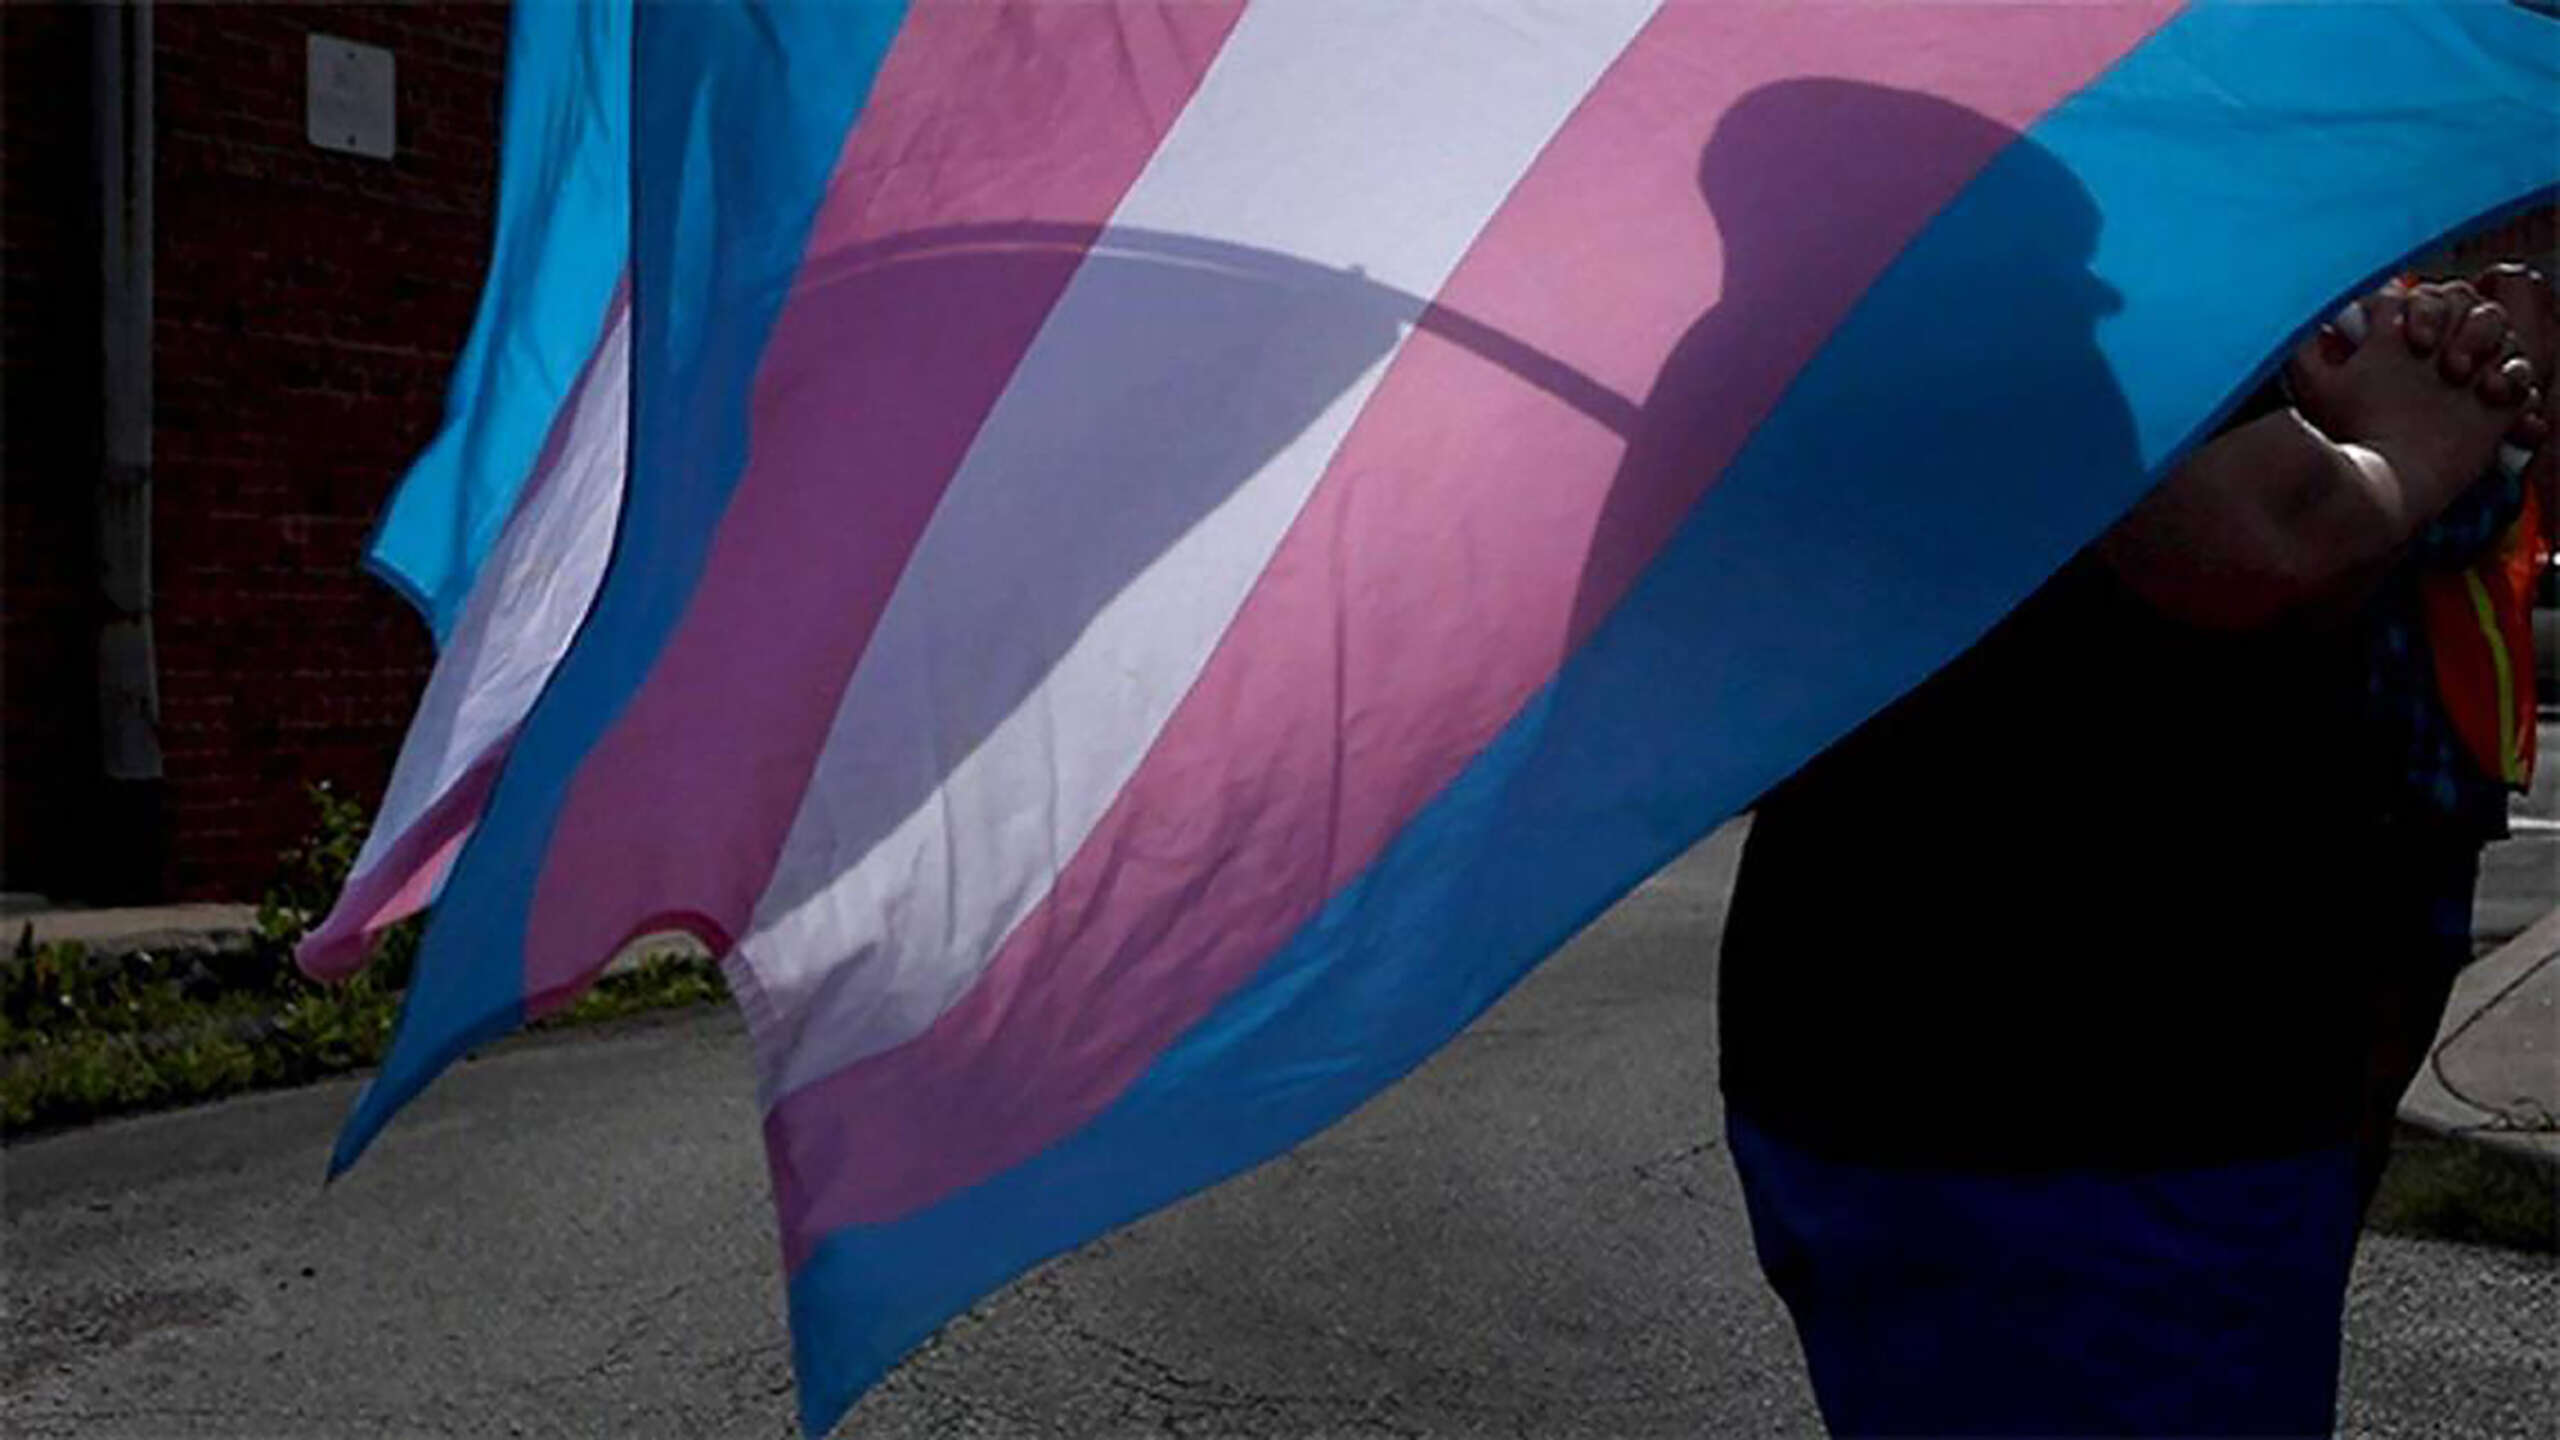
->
xmin=307 ymin=34 xmax=395 ymax=160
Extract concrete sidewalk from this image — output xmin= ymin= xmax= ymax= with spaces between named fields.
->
xmin=2400 ymin=904 xmax=2560 ymax=1171
xmin=7 ymin=902 xmax=260 ymax=956
xmin=5 ymin=899 xmax=700 ymax=978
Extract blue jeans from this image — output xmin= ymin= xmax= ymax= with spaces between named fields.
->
xmin=1728 ymin=1113 xmax=2365 ymax=1438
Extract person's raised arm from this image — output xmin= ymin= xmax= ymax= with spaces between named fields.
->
xmin=2098 ymin=280 xmax=2538 ymax=630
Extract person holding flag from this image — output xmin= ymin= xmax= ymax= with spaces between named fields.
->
xmin=1719 ymin=263 xmax=2552 ymax=1437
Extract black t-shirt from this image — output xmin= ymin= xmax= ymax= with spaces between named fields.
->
xmin=1717 ymin=538 xmax=2442 ymax=1171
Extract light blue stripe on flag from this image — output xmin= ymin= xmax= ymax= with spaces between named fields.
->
xmin=365 ymin=0 xmax=630 ymax=640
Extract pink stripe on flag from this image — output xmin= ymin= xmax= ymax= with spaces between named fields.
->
xmin=766 ymin=3 xmax=2180 ymax=1261
xmin=298 ymin=746 xmax=502 ymax=977
xmin=522 ymin=4 xmax=1245 ymax=1008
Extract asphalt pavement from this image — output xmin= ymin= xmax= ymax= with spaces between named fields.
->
xmin=6 ymin=824 xmax=2556 ymax=1439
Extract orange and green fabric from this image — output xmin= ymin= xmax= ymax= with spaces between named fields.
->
xmin=2420 ymin=484 xmax=2545 ymax=795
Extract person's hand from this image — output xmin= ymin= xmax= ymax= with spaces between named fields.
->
xmin=2448 ymin=266 xmax=2557 ymax=551
xmin=2398 ymin=276 xmax=2540 ymax=409
xmin=2286 ymin=283 xmax=2533 ymax=519
xmin=2472 ymin=267 xmax=2555 ymax=529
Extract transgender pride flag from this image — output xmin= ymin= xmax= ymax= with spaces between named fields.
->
xmin=309 ymin=3 xmax=2558 ymax=1433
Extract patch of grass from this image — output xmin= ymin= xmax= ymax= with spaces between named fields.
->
xmin=1 ymin=941 xmax=725 ymax=1138
xmin=541 ymin=952 xmax=730 ymax=1029
xmin=2367 ymin=1123 xmax=2559 ymax=1254
xmin=2 ymin=784 xmax=728 ymax=1139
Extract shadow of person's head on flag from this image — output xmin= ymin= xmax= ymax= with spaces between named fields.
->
xmin=1550 ymin=77 xmax=2143 ymax=838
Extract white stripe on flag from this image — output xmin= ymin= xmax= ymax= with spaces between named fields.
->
xmin=735 ymin=0 xmax=1660 ymax=1104
xmin=349 ymin=301 xmax=628 ymax=902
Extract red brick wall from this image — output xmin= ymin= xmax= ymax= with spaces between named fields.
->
xmin=1 ymin=3 xmax=105 ymax=900
xmin=146 ymin=5 xmax=509 ymax=898
xmin=10 ymin=6 xmax=511 ymax=901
